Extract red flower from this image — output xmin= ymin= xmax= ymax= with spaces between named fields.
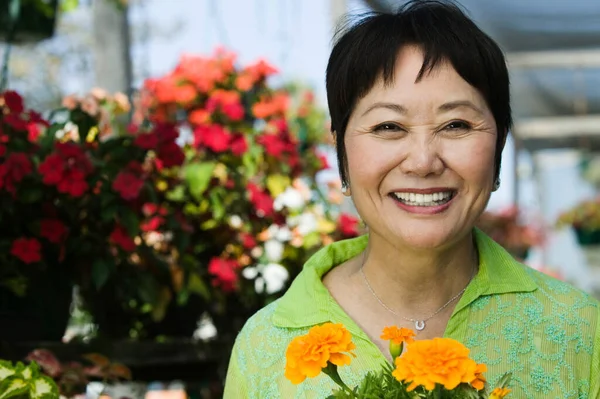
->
xmin=193 ymin=124 xmax=231 ymax=153
xmin=317 ymin=153 xmax=330 ymax=170
xmin=0 ymin=153 xmax=33 ymax=194
xmin=230 ymin=134 xmax=248 ymax=155
xmin=339 ymin=213 xmax=360 ymax=237
xmin=248 ymin=183 xmax=274 ymax=218
xmin=240 ymin=233 xmax=256 ymax=249
xmin=154 ymin=123 xmax=179 ymax=143
xmin=141 ymin=216 xmax=164 ymax=232
xmin=27 ymin=122 xmax=41 ymax=142
xmin=157 ymin=141 xmax=185 ymax=167
xmin=112 ymin=171 xmax=144 ymax=200
xmin=222 ymin=103 xmax=244 ymax=121
xmin=40 ymin=219 xmax=68 ymax=244
xmin=257 ymin=134 xmax=287 ymax=157
xmin=57 ymin=169 xmax=88 ymax=197
xmin=133 ymin=132 xmax=159 ymax=149
xmin=3 ymin=114 xmax=28 ymax=131
xmin=38 ymin=154 xmax=65 ymax=185
xmin=0 ymin=145 xmax=5 ymax=157
xmin=142 ymin=202 xmax=167 ymax=216
xmin=109 ymin=225 xmax=136 ymax=252
xmin=208 ymin=257 xmax=239 ymax=292
xmin=10 ymin=237 xmax=41 ymax=264
xmin=2 ymin=91 xmax=24 ymax=114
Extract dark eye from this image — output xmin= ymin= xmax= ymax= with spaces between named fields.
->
xmin=373 ymin=123 xmax=403 ymax=132
xmin=444 ymin=121 xmax=472 ymax=131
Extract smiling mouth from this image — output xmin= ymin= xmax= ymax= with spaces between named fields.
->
xmin=389 ymin=190 xmax=456 ymax=207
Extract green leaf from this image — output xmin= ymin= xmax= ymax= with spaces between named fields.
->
xmin=188 ymin=273 xmax=210 ymax=301
xmin=209 ymin=190 xmax=225 ymax=221
xmin=119 ymin=207 xmax=140 ymax=237
xmin=0 ymin=361 xmax=16 ymax=381
xmin=101 ymin=205 xmax=118 ymax=222
xmin=165 ymin=185 xmax=186 ymax=202
xmin=30 ymin=376 xmax=58 ymax=399
xmin=60 ymin=0 xmax=79 ymax=12
xmin=0 ymin=378 xmax=28 ymax=399
xmin=184 ymin=162 xmax=216 ymax=201
xmin=92 ymin=259 xmax=113 ymax=290
xmin=19 ymin=188 xmax=43 ymax=204
xmin=266 ymin=174 xmax=291 ymax=197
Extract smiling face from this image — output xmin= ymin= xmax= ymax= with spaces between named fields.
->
xmin=344 ymin=46 xmax=499 ymax=250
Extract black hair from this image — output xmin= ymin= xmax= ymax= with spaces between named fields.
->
xmin=326 ymin=0 xmax=511 ymax=186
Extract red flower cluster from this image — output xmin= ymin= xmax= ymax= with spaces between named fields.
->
xmin=39 ymin=142 xmax=94 ymax=197
xmin=248 ymin=183 xmax=274 ymax=218
xmin=193 ymin=124 xmax=248 ymax=155
xmin=208 ymin=257 xmax=240 ymax=292
xmin=10 ymin=237 xmax=42 ymax=264
xmin=132 ymin=123 xmax=184 ymax=168
xmin=0 ymin=152 xmax=33 ymax=194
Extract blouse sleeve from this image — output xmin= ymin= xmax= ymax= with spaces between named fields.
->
xmin=590 ymin=308 xmax=600 ymax=399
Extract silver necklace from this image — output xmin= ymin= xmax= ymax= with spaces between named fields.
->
xmin=359 ymin=255 xmax=476 ymax=332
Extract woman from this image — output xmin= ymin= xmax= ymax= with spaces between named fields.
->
xmin=224 ymin=1 xmax=600 ymax=398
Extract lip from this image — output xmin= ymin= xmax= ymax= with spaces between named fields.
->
xmin=389 ymin=187 xmax=456 ymax=194
xmin=389 ymin=190 xmax=457 ymax=215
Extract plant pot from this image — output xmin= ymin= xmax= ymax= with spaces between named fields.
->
xmin=0 ymin=0 xmax=58 ymax=44
xmin=573 ymin=227 xmax=600 ymax=247
xmin=0 ymin=274 xmax=72 ymax=343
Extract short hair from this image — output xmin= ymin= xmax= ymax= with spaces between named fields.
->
xmin=325 ymin=0 xmax=511 ymax=186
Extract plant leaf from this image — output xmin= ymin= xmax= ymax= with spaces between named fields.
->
xmin=0 ymin=361 xmax=16 ymax=381
xmin=0 ymin=377 xmax=28 ymax=399
xmin=184 ymin=162 xmax=216 ymax=201
xmin=29 ymin=376 xmax=59 ymax=399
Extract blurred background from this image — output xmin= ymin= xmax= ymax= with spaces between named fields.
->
xmin=0 ymin=0 xmax=599 ymax=398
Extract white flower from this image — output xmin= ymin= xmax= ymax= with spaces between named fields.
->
xmin=55 ymin=121 xmax=79 ymax=141
xmin=265 ymin=224 xmax=292 ymax=242
xmin=250 ymin=246 xmax=263 ymax=258
xmin=273 ymin=187 xmax=305 ymax=211
xmin=229 ymin=215 xmax=243 ymax=229
xmin=242 ymin=266 xmax=259 ymax=279
xmin=254 ymin=263 xmax=289 ymax=294
xmin=264 ymin=239 xmax=284 ymax=262
xmin=288 ymin=212 xmax=318 ymax=236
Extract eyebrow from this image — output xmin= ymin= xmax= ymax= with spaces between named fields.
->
xmin=361 ymin=100 xmax=483 ymax=117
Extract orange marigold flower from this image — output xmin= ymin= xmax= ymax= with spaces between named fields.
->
xmin=490 ymin=387 xmax=511 ymax=398
xmin=392 ymin=337 xmax=477 ymax=391
xmin=471 ymin=363 xmax=487 ymax=391
xmin=381 ymin=326 xmax=416 ymax=359
xmin=381 ymin=326 xmax=416 ymax=345
xmin=284 ymin=323 xmax=356 ymax=385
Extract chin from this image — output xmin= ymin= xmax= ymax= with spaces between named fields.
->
xmin=393 ymin=223 xmax=465 ymax=251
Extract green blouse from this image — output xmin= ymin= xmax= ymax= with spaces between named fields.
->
xmin=224 ymin=230 xmax=600 ymax=398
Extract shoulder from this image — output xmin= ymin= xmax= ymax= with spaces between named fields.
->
xmin=525 ymin=265 xmax=599 ymax=310
xmin=519 ymin=265 xmax=600 ymax=337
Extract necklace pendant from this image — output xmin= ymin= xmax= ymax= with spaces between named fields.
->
xmin=415 ymin=320 xmax=426 ymax=331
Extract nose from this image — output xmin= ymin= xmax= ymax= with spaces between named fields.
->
xmin=398 ymin=133 xmax=444 ymax=177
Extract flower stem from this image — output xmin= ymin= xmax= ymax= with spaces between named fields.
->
xmin=322 ymin=362 xmax=355 ymax=397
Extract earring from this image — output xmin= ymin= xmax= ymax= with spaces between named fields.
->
xmin=341 ymin=183 xmax=351 ymax=196
xmin=492 ymin=178 xmax=501 ymax=192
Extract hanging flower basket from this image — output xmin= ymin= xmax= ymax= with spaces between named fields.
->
xmin=0 ymin=0 xmax=58 ymax=44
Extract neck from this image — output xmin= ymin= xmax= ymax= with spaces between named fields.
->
xmin=358 ymin=230 xmax=478 ymax=317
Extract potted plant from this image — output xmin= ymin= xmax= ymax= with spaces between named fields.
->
xmin=25 ymin=349 xmax=132 ymax=398
xmin=557 ymin=198 xmax=600 ymax=268
xmin=557 ymin=198 xmax=600 ymax=246
xmin=0 ymin=88 xmax=174 ymax=342
xmin=476 ymin=206 xmax=544 ymax=260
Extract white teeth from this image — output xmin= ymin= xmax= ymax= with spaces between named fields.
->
xmin=392 ymin=191 xmax=453 ymax=206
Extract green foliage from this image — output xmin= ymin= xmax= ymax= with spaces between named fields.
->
xmin=0 ymin=361 xmax=58 ymax=399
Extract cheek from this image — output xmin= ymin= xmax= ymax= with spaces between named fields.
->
xmin=345 ymin=136 xmax=397 ymax=182
xmin=442 ymin=137 xmax=496 ymax=183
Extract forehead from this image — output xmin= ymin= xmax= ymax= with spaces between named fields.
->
xmin=356 ymin=46 xmax=487 ymax=111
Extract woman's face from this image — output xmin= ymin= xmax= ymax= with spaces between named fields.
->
xmin=344 ymin=46 xmax=499 ymax=250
